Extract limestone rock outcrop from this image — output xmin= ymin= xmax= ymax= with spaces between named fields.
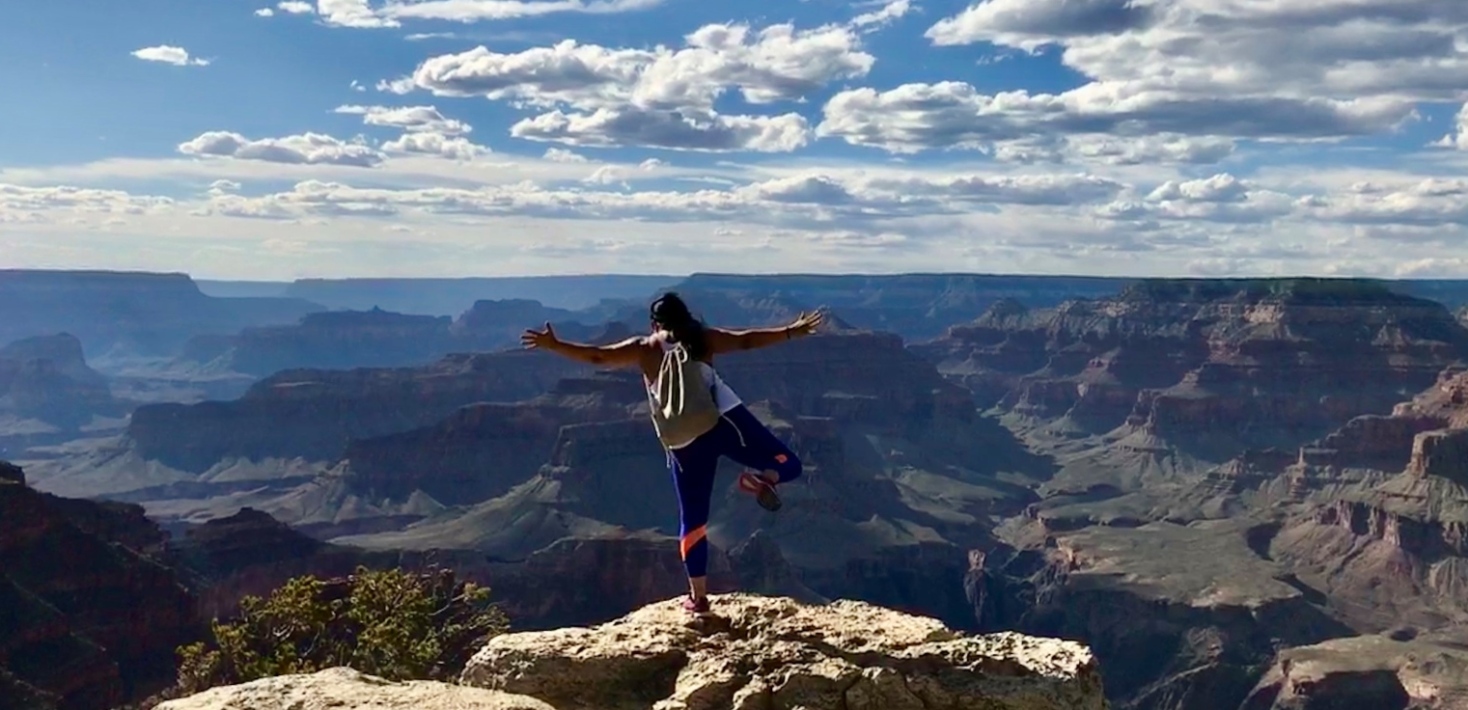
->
xmin=460 ymin=593 xmax=1107 ymax=710
xmin=154 ymin=667 xmax=553 ymax=710
xmin=1242 ymin=630 xmax=1468 ymax=710
xmin=1407 ymin=428 xmax=1468 ymax=484
xmin=155 ymin=596 xmax=1105 ymax=710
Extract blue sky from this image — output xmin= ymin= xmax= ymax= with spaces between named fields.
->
xmin=3 ymin=0 xmax=1468 ymax=280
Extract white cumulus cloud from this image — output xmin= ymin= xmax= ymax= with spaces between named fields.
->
xmin=817 ymin=81 xmax=1413 ymax=154
xmin=851 ymin=0 xmax=912 ymax=29
xmin=510 ymin=108 xmax=810 ymax=153
xmin=131 ymin=45 xmax=210 ymax=67
xmin=177 ymin=131 xmax=385 ymax=167
xmin=390 ymin=21 xmax=871 ymax=151
xmin=334 ymin=105 xmax=472 ymax=136
xmin=382 ymin=132 xmax=490 ymax=160
xmin=311 ymin=0 xmax=661 ymax=27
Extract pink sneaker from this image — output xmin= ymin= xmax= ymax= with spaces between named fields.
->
xmin=738 ymin=471 xmax=782 ymax=512
xmin=682 ymin=595 xmax=711 ymax=615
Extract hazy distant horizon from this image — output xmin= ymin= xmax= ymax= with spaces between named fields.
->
xmin=5 ymin=0 xmax=1468 ymax=278
xmin=11 ymin=266 xmax=1468 ymax=285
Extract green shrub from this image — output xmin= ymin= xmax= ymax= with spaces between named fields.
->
xmin=174 ymin=566 xmax=508 ymax=695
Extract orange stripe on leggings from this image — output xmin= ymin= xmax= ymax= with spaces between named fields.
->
xmin=680 ymin=525 xmax=707 ymax=559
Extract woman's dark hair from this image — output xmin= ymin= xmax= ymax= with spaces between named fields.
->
xmin=650 ymin=292 xmax=708 ymax=359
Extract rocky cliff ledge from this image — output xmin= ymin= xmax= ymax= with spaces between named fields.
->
xmin=1242 ymin=630 xmax=1468 ymax=709
xmin=159 ymin=594 xmax=1106 ymax=710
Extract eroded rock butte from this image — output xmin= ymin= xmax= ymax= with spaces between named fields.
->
xmin=460 ymin=593 xmax=1106 ymax=710
xmin=157 ymin=594 xmax=1106 ymax=710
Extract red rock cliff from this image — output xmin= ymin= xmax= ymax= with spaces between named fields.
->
xmin=0 ymin=463 xmax=199 ymax=709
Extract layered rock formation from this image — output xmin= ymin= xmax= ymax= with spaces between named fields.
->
xmin=969 ymin=520 xmax=1351 ymax=710
xmin=517 ymin=594 xmax=1102 ymax=709
xmin=176 ymin=300 xmax=617 ymax=376
xmin=963 ymin=349 xmax=1468 ymax=707
xmin=156 ymin=595 xmax=1106 ymax=710
xmin=0 ymin=333 xmax=122 ymax=431
xmin=1242 ymin=629 xmax=1468 ymax=710
xmin=450 ymin=298 xmax=583 ymax=345
xmin=919 ymin=279 xmax=1468 ymax=472
xmin=1157 ymin=365 xmax=1468 ymax=523
xmin=661 ymin=272 xmax=1130 ymax=341
xmin=180 ymin=308 xmax=456 ymax=375
xmin=462 ymin=594 xmax=1105 ymax=710
xmin=281 ymin=274 xmax=676 ymax=314
xmin=126 ymin=350 xmax=590 ymax=471
xmin=0 ymin=461 xmax=198 ymax=709
xmin=1270 ymin=433 xmax=1468 ymax=630
xmin=155 ymin=667 xmax=553 ymax=710
xmin=324 ymin=331 xmax=1039 ymax=632
xmin=1286 ymin=365 xmax=1468 ymax=476
xmin=0 ymin=269 xmax=320 ymax=358
xmin=165 ymin=507 xmax=416 ymax=619
xmin=176 ymin=273 xmax=1145 ymax=380
xmin=340 ymin=371 xmax=643 ymax=506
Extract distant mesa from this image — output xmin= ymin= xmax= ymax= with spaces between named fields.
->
xmin=0 ymin=332 xmax=124 ymax=434
xmin=0 ymin=269 xmax=321 ymax=359
xmin=175 ymin=298 xmax=613 ymax=376
xmin=279 ymin=274 xmax=680 ymax=314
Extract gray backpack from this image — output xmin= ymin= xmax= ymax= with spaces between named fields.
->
xmin=647 ymin=340 xmax=721 ymax=449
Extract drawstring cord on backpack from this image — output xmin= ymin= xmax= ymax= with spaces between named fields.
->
xmin=659 ymin=346 xmax=687 ymax=419
xmin=651 ymin=334 xmax=748 ymax=450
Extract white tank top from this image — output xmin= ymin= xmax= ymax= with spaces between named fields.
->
xmin=648 ymin=331 xmax=742 ymax=414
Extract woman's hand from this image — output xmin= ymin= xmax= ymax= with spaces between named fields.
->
xmin=520 ymin=321 xmax=560 ymax=350
xmin=787 ymin=310 xmax=825 ymax=338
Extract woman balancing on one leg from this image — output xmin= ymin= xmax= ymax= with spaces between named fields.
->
xmin=521 ymin=293 xmax=823 ymax=615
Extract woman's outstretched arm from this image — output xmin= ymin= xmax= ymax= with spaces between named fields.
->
xmin=708 ymin=310 xmax=824 ymax=353
xmin=521 ymin=322 xmax=647 ymax=367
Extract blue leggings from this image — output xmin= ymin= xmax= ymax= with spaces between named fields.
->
xmin=669 ymin=404 xmax=802 ymax=578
